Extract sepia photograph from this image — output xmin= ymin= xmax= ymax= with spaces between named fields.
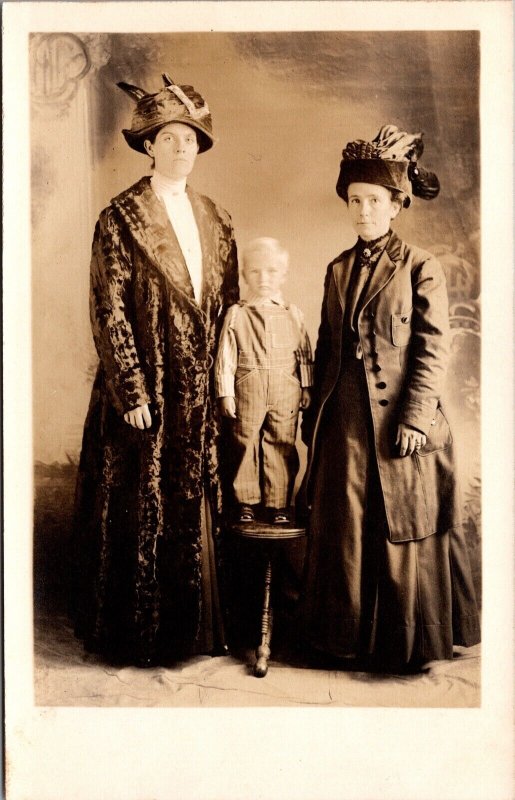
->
xmin=30 ymin=26 xmax=483 ymax=706
xmin=3 ymin=2 xmax=513 ymax=799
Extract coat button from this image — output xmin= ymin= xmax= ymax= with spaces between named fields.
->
xmin=401 ymin=316 xmax=409 ymax=323
xmin=377 ymin=381 xmax=387 ymax=389
xmin=372 ymin=364 xmax=381 ymax=372
xmin=378 ymin=399 xmax=389 ymax=406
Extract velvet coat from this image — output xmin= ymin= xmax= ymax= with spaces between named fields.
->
xmin=303 ymin=231 xmax=461 ymax=543
xmin=73 ymin=176 xmax=239 ymax=662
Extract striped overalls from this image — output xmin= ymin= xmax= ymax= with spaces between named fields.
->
xmin=217 ymin=301 xmax=308 ymax=508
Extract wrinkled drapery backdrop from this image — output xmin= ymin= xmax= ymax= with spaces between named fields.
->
xmin=31 ymin=31 xmax=481 ymax=610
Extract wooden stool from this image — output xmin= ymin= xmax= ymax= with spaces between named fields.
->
xmin=229 ymin=516 xmax=306 ymax=678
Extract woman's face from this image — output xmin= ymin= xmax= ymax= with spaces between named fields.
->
xmin=347 ymin=182 xmax=401 ymax=241
xmin=144 ymin=122 xmax=199 ymax=180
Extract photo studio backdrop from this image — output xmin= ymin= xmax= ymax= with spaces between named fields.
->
xmin=30 ymin=31 xmax=481 ymax=609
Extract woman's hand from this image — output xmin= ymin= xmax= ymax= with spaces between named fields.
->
xmin=124 ymin=403 xmax=152 ymax=429
xmin=396 ymin=423 xmax=427 ymax=457
xmin=218 ymin=397 xmax=237 ymax=418
xmin=300 ymin=387 xmax=312 ymax=410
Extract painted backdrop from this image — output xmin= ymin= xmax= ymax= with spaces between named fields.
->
xmin=31 ymin=31 xmax=481 ymax=609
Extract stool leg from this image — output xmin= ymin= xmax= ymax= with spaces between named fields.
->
xmin=254 ymin=558 xmax=273 ymax=677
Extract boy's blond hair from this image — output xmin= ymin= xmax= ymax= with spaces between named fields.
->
xmin=242 ymin=237 xmax=289 ymax=273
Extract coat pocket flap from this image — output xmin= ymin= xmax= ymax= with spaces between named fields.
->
xmin=417 ymin=406 xmax=453 ymax=455
xmin=391 ymin=310 xmax=412 ymax=346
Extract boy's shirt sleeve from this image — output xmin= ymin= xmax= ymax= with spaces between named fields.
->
xmin=289 ymin=304 xmax=314 ymax=388
xmin=215 ymin=304 xmax=239 ymax=398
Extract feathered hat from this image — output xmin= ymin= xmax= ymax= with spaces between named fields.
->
xmin=336 ymin=125 xmax=440 ymax=207
xmin=117 ymin=73 xmax=214 ymax=154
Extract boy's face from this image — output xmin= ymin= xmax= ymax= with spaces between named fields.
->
xmin=243 ymin=251 xmax=287 ymax=298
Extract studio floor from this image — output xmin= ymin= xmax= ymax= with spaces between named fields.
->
xmin=34 ymin=612 xmax=480 ymax=708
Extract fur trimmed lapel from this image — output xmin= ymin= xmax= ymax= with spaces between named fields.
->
xmin=187 ymin=187 xmax=223 ymax=313
xmin=113 ymin=177 xmax=212 ymax=321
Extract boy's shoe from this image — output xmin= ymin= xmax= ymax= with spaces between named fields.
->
xmin=237 ymin=503 xmax=255 ymax=523
xmin=270 ymin=507 xmax=291 ymax=525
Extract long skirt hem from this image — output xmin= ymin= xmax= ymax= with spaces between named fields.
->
xmin=302 ymin=354 xmax=480 ymax=670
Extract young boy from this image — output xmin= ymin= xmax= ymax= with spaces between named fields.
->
xmin=215 ymin=237 xmax=313 ymax=524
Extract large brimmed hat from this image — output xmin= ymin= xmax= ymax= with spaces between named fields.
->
xmin=336 ymin=125 xmax=440 ymax=207
xmin=117 ymin=73 xmax=214 ymax=154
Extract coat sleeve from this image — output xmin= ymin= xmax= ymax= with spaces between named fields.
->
xmin=301 ymin=263 xmax=333 ymax=445
xmin=220 ymin=217 xmax=240 ymax=309
xmin=89 ymin=207 xmax=151 ymax=415
xmin=398 ymin=254 xmax=450 ymax=435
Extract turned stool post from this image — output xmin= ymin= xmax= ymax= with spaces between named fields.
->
xmin=229 ymin=516 xmax=306 ymax=677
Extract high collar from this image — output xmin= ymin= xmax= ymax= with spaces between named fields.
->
xmin=151 ymin=171 xmax=187 ymax=197
xmin=356 ymin=230 xmax=392 ymax=258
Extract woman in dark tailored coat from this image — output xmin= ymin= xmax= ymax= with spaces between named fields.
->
xmin=301 ymin=126 xmax=480 ymax=670
xmin=73 ymin=74 xmax=239 ymax=666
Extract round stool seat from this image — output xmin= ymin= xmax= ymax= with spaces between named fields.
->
xmin=229 ymin=520 xmax=306 ymax=540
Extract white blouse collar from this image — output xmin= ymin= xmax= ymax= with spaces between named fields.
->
xmin=151 ymin=171 xmax=187 ymax=198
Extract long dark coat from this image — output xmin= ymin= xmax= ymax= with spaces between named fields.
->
xmin=301 ymin=232 xmax=480 ymax=664
xmin=305 ymin=232 xmax=460 ymax=541
xmin=73 ymin=176 xmax=239 ymax=663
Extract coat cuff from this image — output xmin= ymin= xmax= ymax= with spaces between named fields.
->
xmin=399 ymin=400 xmax=438 ymax=436
xmin=108 ymin=374 xmax=151 ymax=416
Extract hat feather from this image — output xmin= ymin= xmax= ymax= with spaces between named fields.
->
xmin=409 ymin=164 xmax=441 ymax=200
xmin=117 ymin=82 xmax=147 ymax=101
xmin=373 ymin=125 xmax=424 ymax=162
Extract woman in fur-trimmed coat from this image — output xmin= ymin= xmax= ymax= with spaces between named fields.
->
xmin=301 ymin=126 xmax=480 ymax=671
xmin=73 ymin=74 xmax=239 ymax=666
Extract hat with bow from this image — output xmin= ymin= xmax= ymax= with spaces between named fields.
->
xmin=117 ymin=73 xmax=214 ymax=154
xmin=336 ymin=125 xmax=440 ymax=207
